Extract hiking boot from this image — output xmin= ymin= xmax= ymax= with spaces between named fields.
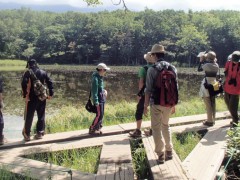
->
xmin=202 ymin=120 xmax=214 ymax=127
xmin=158 ymin=153 xmax=165 ymax=164
xmin=144 ymin=129 xmax=152 ymax=136
xmin=22 ymin=131 xmax=30 ymax=141
xmin=34 ymin=133 xmax=43 ymax=140
xmin=0 ymin=136 xmax=7 ymax=145
xmin=165 ymin=151 xmax=173 ymax=160
xmin=129 ymin=129 xmax=142 ymax=138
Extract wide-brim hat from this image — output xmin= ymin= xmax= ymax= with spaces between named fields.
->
xmin=150 ymin=44 xmax=165 ymax=54
xmin=97 ymin=63 xmax=110 ymax=71
xmin=144 ymin=52 xmax=151 ymax=62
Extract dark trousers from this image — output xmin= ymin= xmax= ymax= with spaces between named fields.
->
xmin=224 ymin=92 xmax=239 ymax=125
xmin=23 ymin=98 xmax=46 ymax=136
xmin=0 ymin=110 xmax=3 ymax=137
xmin=90 ymin=103 xmax=104 ymax=131
xmin=135 ymin=95 xmax=145 ymax=120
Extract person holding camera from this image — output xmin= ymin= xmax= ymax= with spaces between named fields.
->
xmin=224 ymin=51 xmax=240 ymax=128
xmin=198 ymin=51 xmax=219 ymax=126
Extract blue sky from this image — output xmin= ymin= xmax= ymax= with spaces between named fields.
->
xmin=0 ymin=0 xmax=240 ymax=11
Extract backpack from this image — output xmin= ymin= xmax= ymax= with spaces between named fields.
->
xmin=154 ymin=64 xmax=178 ymax=107
xmin=29 ymin=69 xmax=48 ymax=101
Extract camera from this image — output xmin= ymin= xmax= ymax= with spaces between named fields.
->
xmin=228 ymin=78 xmax=237 ymax=86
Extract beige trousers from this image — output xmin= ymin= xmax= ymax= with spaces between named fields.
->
xmin=150 ymin=104 xmax=173 ymax=156
xmin=203 ymin=97 xmax=216 ymax=123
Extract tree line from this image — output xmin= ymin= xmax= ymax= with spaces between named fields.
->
xmin=0 ymin=8 xmax=239 ymax=67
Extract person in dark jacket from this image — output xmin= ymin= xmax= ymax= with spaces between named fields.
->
xmin=89 ymin=63 xmax=110 ymax=135
xmin=21 ymin=59 xmax=54 ymax=141
xmin=0 ymin=76 xmax=7 ymax=145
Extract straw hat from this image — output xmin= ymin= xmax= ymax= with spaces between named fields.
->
xmin=144 ymin=52 xmax=152 ymax=62
xmin=150 ymin=44 xmax=165 ymax=54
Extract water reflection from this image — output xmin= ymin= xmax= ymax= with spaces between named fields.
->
xmin=1 ymin=70 xmax=203 ymax=109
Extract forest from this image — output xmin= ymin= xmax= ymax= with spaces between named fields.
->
xmin=0 ymin=8 xmax=239 ymax=66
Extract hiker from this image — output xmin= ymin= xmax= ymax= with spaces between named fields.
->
xmin=198 ymin=51 xmax=219 ymax=127
xmin=21 ymin=59 xmax=54 ymax=141
xmin=144 ymin=44 xmax=178 ymax=164
xmin=223 ymin=51 xmax=240 ymax=128
xmin=0 ymin=76 xmax=7 ymax=145
xmin=89 ymin=63 xmax=110 ymax=135
xmin=129 ymin=52 xmax=156 ymax=138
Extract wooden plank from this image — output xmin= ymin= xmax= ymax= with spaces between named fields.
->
xmin=143 ymin=136 xmax=189 ymax=180
xmin=96 ymin=164 xmax=107 ymax=180
xmin=105 ymin=163 xmax=115 ymax=180
xmin=183 ymin=127 xmax=228 ymax=180
xmin=100 ymin=138 xmax=132 ymax=163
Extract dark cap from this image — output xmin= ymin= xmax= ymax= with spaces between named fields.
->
xmin=26 ymin=59 xmax=37 ymax=68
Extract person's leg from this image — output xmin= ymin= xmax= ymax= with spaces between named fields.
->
xmin=228 ymin=94 xmax=239 ymax=126
xmin=90 ymin=103 xmax=104 ymax=133
xmin=129 ymin=96 xmax=144 ymax=137
xmin=0 ymin=110 xmax=4 ymax=144
xmin=150 ymin=105 xmax=164 ymax=156
xmin=36 ymin=100 xmax=46 ymax=136
xmin=211 ymin=96 xmax=216 ymax=122
xmin=160 ymin=106 xmax=173 ymax=152
xmin=203 ymin=97 xmax=214 ymax=123
xmin=23 ymin=100 xmax=37 ymax=138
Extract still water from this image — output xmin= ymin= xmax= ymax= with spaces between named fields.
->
xmin=1 ymin=70 xmax=203 ymax=139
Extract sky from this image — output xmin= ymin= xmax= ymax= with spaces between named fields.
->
xmin=0 ymin=0 xmax=240 ymax=12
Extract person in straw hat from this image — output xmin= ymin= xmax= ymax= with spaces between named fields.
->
xmin=129 ymin=52 xmax=156 ymax=138
xmin=89 ymin=63 xmax=110 ymax=135
xmin=144 ymin=44 xmax=178 ymax=164
xmin=198 ymin=51 xmax=219 ymax=127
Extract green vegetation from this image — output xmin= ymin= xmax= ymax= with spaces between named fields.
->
xmin=225 ymin=124 xmax=240 ymax=179
xmin=0 ymin=9 xmax=239 ymax=66
xmin=0 ymin=167 xmax=34 ymax=180
xmin=24 ymin=146 xmax=101 ymax=174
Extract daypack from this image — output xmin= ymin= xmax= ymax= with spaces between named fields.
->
xmin=154 ymin=65 xmax=178 ymax=107
xmin=29 ymin=69 xmax=48 ymax=101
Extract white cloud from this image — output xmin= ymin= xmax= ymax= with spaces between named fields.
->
xmin=0 ymin=0 xmax=240 ymax=11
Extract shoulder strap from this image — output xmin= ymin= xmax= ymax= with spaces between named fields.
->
xmin=88 ymin=89 xmax=92 ymax=100
xmin=28 ymin=69 xmax=38 ymax=81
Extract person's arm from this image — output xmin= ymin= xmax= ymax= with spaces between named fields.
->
xmin=91 ymin=76 xmax=99 ymax=105
xmin=21 ymin=71 xmax=30 ymax=98
xmin=45 ymin=72 xmax=54 ymax=97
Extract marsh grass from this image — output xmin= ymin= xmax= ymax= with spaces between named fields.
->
xmin=0 ymin=166 xmax=35 ymax=180
xmin=24 ymin=146 xmax=101 ymax=174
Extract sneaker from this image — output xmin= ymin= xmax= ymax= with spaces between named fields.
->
xmin=129 ymin=129 xmax=142 ymax=138
xmin=144 ymin=129 xmax=152 ymax=136
xmin=202 ymin=120 xmax=214 ymax=127
xmin=34 ymin=133 xmax=43 ymax=140
xmin=89 ymin=129 xmax=101 ymax=135
xmin=158 ymin=153 xmax=165 ymax=164
xmin=0 ymin=136 xmax=7 ymax=145
xmin=165 ymin=151 xmax=173 ymax=160
xmin=22 ymin=131 xmax=30 ymax=141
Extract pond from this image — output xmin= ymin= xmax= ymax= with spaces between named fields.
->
xmin=1 ymin=69 xmax=204 ymax=139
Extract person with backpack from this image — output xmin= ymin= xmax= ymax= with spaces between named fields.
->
xmin=0 ymin=76 xmax=7 ymax=145
xmin=144 ymin=44 xmax=178 ymax=164
xmin=21 ymin=59 xmax=54 ymax=141
xmin=198 ymin=51 xmax=219 ymax=127
xmin=129 ymin=52 xmax=155 ymax=138
xmin=89 ymin=63 xmax=110 ymax=135
xmin=224 ymin=51 xmax=240 ymax=128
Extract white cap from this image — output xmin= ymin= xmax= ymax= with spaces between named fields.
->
xmin=97 ymin=63 xmax=110 ymax=71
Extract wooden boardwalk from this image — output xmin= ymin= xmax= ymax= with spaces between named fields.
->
xmin=0 ymin=112 xmax=232 ymax=180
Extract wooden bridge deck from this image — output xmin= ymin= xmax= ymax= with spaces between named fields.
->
xmin=0 ymin=111 xmax=232 ymax=180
